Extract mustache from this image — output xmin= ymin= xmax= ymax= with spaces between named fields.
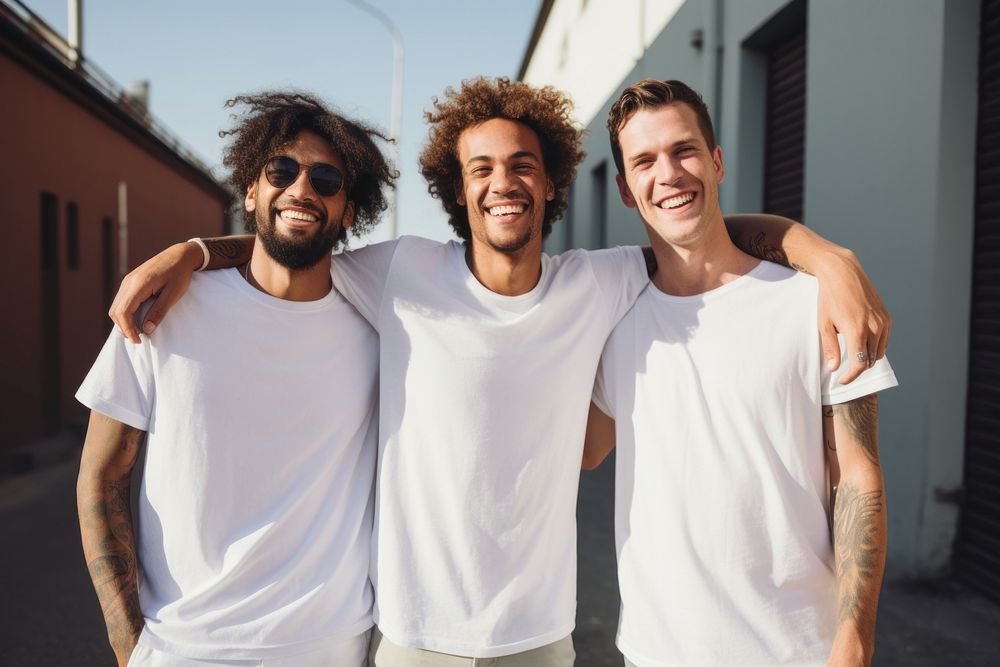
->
xmin=271 ymin=197 xmax=324 ymax=218
xmin=482 ymin=195 xmax=530 ymax=207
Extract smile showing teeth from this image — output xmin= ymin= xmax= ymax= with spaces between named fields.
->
xmin=659 ymin=192 xmax=695 ymax=209
xmin=487 ymin=204 xmax=526 ymax=216
xmin=280 ymin=209 xmax=319 ymax=223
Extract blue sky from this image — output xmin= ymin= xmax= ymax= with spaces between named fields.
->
xmin=24 ymin=0 xmax=542 ymax=244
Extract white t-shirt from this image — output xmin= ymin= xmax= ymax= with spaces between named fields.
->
xmin=593 ymin=261 xmax=898 ymax=667
xmin=331 ymin=236 xmax=647 ymax=656
xmin=76 ymin=269 xmax=378 ymax=661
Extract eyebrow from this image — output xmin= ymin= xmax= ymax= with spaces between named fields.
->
xmin=626 ymin=137 xmax=700 ymax=165
xmin=465 ymin=150 xmax=541 ymax=167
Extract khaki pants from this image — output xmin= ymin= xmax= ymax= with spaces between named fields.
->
xmin=368 ymin=628 xmax=575 ymax=666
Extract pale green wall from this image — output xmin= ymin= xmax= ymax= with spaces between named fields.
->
xmin=546 ymin=0 xmax=981 ymax=576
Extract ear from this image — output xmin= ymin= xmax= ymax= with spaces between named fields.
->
xmin=456 ymin=182 xmax=466 ymax=207
xmin=713 ymin=146 xmax=725 ymax=185
xmin=342 ymin=201 xmax=355 ymax=230
xmin=245 ymin=181 xmax=257 ymax=212
xmin=616 ymin=173 xmax=637 ymax=209
xmin=546 ymin=178 xmax=555 ymax=201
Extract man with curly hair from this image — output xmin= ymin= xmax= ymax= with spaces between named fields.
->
xmin=76 ymin=92 xmax=393 ymax=666
xmin=107 ymin=78 xmax=889 ymax=665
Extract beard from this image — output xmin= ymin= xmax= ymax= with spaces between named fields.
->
xmin=486 ymin=226 xmax=535 ymax=254
xmin=256 ymin=200 xmax=343 ymax=270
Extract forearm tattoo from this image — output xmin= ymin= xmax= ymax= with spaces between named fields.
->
xmin=79 ymin=425 xmax=145 ymax=656
xmin=733 ymin=231 xmax=810 ymax=274
xmin=832 ymin=483 xmax=885 ymax=627
xmin=205 ymin=237 xmax=253 ymax=268
xmin=832 ymin=395 xmax=880 ymax=466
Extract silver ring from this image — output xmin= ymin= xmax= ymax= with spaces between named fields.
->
xmin=856 ymin=352 xmax=866 ymax=364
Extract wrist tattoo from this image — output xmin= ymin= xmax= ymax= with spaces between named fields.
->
xmin=205 ymin=237 xmax=252 ymax=264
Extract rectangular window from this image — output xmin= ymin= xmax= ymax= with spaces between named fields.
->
xmin=592 ymin=161 xmax=608 ymax=248
xmin=40 ymin=192 xmax=61 ymax=432
xmin=66 ymin=202 xmax=79 ymax=270
xmin=102 ymin=217 xmax=115 ymax=316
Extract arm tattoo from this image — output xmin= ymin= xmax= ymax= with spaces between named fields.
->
xmin=823 ymin=406 xmax=836 ymax=451
xmin=79 ymin=424 xmax=146 ymax=658
xmin=641 ymin=246 xmax=658 ymax=278
xmin=734 ymin=231 xmax=812 ymax=274
xmin=832 ymin=395 xmax=880 ymax=465
xmin=204 ymin=237 xmax=253 ymax=267
xmin=832 ymin=483 xmax=885 ymax=625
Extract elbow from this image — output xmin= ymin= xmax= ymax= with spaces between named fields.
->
xmin=581 ymin=450 xmax=608 ymax=471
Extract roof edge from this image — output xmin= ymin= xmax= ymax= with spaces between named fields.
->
xmin=517 ymin=0 xmax=555 ymax=81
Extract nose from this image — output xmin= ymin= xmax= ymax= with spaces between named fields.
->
xmin=655 ymin=155 xmax=683 ymax=186
xmin=489 ymin=166 xmax=519 ymax=197
xmin=284 ymin=168 xmax=318 ymax=201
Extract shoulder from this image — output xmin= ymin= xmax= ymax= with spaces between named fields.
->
xmin=550 ymin=245 xmax=643 ymax=273
xmin=750 ymin=260 xmax=816 ymax=295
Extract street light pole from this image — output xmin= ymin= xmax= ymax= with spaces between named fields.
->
xmin=347 ymin=0 xmax=403 ymax=239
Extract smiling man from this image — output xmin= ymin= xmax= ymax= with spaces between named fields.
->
xmin=105 ymin=78 xmax=891 ymax=665
xmin=76 ymin=92 xmax=392 ymax=666
xmin=584 ymin=79 xmax=898 ymax=667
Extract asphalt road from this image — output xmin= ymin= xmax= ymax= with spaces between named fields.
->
xmin=1 ymin=449 xmax=999 ymax=665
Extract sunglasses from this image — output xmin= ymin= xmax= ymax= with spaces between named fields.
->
xmin=264 ymin=156 xmax=345 ymax=197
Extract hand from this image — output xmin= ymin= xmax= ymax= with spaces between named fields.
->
xmin=815 ymin=250 xmax=892 ymax=385
xmin=109 ymin=242 xmax=202 ymax=343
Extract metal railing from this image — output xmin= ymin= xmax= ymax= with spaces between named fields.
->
xmin=2 ymin=0 xmax=219 ymax=182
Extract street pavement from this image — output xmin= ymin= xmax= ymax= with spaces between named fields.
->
xmin=1 ymin=445 xmax=999 ymax=665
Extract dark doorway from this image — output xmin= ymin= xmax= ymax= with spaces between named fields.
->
xmin=40 ymin=192 xmax=61 ymax=434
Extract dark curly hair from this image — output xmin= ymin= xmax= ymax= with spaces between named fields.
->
xmin=419 ymin=77 xmax=584 ymax=242
xmin=220 ymin=91 xmax=396 ymax=239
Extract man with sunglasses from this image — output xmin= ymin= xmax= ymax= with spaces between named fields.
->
xmin=76 ymin=92 xmax=394 ymax=666
xmin=106 ymin=79 xmax=890 ymax=665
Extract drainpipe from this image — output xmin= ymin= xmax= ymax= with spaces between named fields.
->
xmin=67 ymin=0 xmax=82 ymax=65
xmin=701 ymin=0 xmax=722 ymax=132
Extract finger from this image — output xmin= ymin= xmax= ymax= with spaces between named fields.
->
xmin=838 ymin=333 xmax=867 ymax=385
xmin=820 ymin=321 xmax=841 ymax=373
xmin=140 ymin=280 xmax=188 ymax=335
xmin=874 ymin=313 xmax=892 ymax=361
xmin=109 ymin=279 xmax=143 ymax=344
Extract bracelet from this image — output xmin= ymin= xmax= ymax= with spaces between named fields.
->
xmin=187 ymin=237 xmax=210 ymax=271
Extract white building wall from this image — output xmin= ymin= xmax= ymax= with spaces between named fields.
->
xmin=526 ymin=0 xmax=981 ymax=577
xmin=522 ymin=0 xmax=685 ymax=128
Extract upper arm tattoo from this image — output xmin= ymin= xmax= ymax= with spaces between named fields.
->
xmin=734 ymin=231 xmax=811 ymax=274
xmin=831 ymin=394 xmax=880 ymax=465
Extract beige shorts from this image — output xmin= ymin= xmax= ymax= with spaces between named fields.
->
xmin=368 ymin=627 xmax=575 ymax=666
xmin=125 ymin=629 xmax=370 ymax=666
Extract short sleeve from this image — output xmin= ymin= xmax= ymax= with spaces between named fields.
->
xmin=330 ymin=238 xmax=400 ymax=329
xmin=585 ymin=246 xmax=648 ymax=326
xmin=76 ymin=331 xmax=155 ymax=431
xmin=822 ymin=334 xmax=899 ymax=405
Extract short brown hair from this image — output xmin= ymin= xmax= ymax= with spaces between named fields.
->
xmin=220 ymin=91 xmax=396 ymax=240
xmin=607 ymin=79 xmax=716 ymax=176
xmin=419 ymin=77 xmax=585 ymax=242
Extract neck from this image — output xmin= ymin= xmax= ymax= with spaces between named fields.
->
xmin=244 ymin=246 xmax=332 ymax=301
xmin=648 ymin=216 xmax=759 ymax=297
xmin=465 ymin=238 xmax=544 ymax=297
